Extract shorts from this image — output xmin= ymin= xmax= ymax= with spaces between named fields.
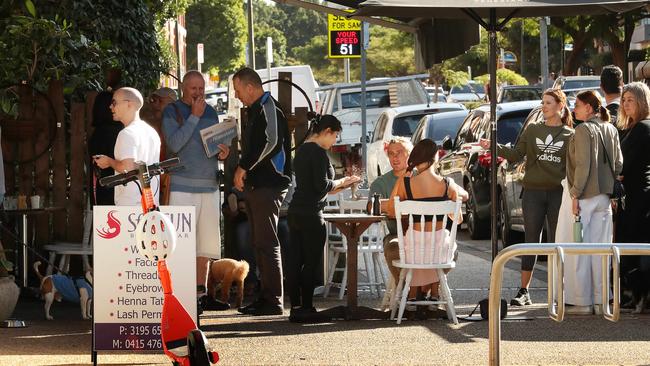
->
xmin=169 ymin=191 xmax=221 ymax=259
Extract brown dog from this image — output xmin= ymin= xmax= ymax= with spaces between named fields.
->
xmin=207 ymin=259 xmax=249 ymax=308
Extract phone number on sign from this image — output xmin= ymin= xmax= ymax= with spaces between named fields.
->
xmin=112 ymin=338 xmax=162 ymax=350
xmin=118 ymin=324 xmax=161 ymax=336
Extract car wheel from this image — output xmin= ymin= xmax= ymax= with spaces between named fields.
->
xmin=499 ymin=192 xmax=523 ymax=248
xmin=466 ymin=184 xmax=489 ymax=240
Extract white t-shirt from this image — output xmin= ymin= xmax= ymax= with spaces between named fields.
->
xmin=113 ymin=119 xmax=161 ymax=206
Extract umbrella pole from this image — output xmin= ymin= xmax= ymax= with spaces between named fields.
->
xmin=489 ymin=9 xmax=498 ymax=263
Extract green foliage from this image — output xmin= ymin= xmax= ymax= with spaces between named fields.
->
xmin=474 ymin=69 xmax=528 ymax=86
xmin=0 ymin=0 xmax=189 ymax=96
xmin=0 ymin=14 xmax=104 ymax=93
xmin=186 ymin=0 xmax=247 ymax=80
xmin=442 ymin=69 xmax=470 ymax=88
xmin=367 ymin=27 xmax=416 ymax=77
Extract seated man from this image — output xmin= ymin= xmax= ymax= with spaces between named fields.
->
xmin=369 ymin=137 xmax=412 ymax=283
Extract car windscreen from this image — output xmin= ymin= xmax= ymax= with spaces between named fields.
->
xmin=451 ymin=85 xmax=472 ymax=94
xmin=341 ymin=90 xmax=390 ymax=109
xmin=501 ymin=89 xmax=542 ymax=103
xmin=424 ymin=115 xmax=466 ymax=142
xmin=471 ymin=84 xmax=485 ymax=94
xmin=392 ymin=114 xmax=427 ymax=137
xmin=496 ymin=115 xmax=527 ymax=145
xmin=562 ymin=79 xmax=600 ymax=90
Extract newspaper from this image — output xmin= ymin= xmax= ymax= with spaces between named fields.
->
xmin=199 ymin=118 xmax=237 ymax=158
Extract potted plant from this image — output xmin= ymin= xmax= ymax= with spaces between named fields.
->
xmin=0 ymin=239 xmax=19 ymax=323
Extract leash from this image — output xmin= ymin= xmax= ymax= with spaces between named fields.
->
xmin=0 ymin=217 xmax=71 ymax=277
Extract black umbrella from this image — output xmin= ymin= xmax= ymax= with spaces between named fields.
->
xmin=353 ymin=0 xmax=648 ymax=262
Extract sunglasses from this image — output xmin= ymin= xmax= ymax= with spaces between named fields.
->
xmin=110 ymin=99 xmax=131 ymax=107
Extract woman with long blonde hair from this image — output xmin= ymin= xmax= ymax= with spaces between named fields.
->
xmin=615 ymin=82 xmax=650 ymax=311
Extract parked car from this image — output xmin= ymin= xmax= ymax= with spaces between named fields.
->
xmin=411 ymin=109 xmax=470 ymax=155
xmin=367 ymin=103 xmax=466 ymax=183
xmin=319 ymin=74 xmax=430 ymax=176
xmin=205 ymin=87 xmax=228 ymax=112
xmin=447 ymin=81 xmax=485 ymax=102
xmin=495 ymin=105 xmax=546 ymax=246
xmin=428 ymin=92 xmax=448 ymax=103
xmin=552 ymin=75 xmax=600 ymax=91
xmin=437 ymin=100 xmax=541 ymax=239
xmin=496 ymin=85 xmax=542 ymax=104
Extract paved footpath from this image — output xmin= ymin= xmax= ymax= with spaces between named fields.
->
xmin=2 ymin=232 xmax=649 ymax=365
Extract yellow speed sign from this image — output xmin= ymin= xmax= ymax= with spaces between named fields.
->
xmin=328 ymin=13 xmax=361 ymax=58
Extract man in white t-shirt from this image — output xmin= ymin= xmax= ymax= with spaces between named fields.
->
xmin=94 ymin=87 xmax=161 ymax=206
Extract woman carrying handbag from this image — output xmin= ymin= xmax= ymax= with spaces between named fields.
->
xmin=557 ymin=90 xmax=622 ymax=314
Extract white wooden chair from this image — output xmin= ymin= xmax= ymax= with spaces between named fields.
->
xmin=43 ymin=204 xmax=93 ymax=274
xmin=323 ymin=196 xmax=388 ymax=299
xmin=390 ymin=197 xmax=462 ymax=324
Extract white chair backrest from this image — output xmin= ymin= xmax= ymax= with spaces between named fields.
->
xmin=393 ymin=197 xmax=462 ymax=265
xmin=339 ymin=198 xmax=368 ymax=214
xmin=325 ymin=193 xmax=340 ymax=212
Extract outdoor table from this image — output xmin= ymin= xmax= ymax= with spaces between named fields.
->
xmin=1 ymin=207 xmax=65 ymax=288
xmin=321 ymin=213 xmax=389 ymax=320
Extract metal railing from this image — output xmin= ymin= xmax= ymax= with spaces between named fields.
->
xmin=488 ymin=243 xmax=650 ymax=366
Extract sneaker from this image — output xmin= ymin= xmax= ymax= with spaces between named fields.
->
xmin=405 ymin=298 xmax=417 ymax=312
xmin=510 ymin=288 xmax=532 ymax=306
xmin=565 ymin=304 xmax=593 ymax=315
xmin=289 ymin=307 xmax=331 ymax=323
xmin=199 ymin=295 xmax=230 ymax=311
xmin=239 ymin=299 xmax=283 ymax=316
xmin=238 ymin=298 xmax=265 ymax=314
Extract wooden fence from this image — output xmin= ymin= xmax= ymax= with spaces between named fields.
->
xmin=1 ymin=81 xmax=96 ymax=248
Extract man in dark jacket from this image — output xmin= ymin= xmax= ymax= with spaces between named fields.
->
xmin=600 ymin=65 xmax=623 ymax=128
xmin=233 ymin=67 xmax=292 ymax=316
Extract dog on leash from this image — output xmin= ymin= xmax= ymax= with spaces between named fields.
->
xmin=33 ymin=261 xmax=93 ymax=320
xmin=206 ymin=259 xmax=249 ymax=308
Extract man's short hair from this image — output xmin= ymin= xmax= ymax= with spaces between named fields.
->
xmin=116 ymin=87 xmax=143 ymax=110
xmin=182 ymin=70 xmax=204 ymax=84
xmin=385 ymin=136 xmax=413 ymax=153
xmin=233 ymin=67 xmax=263 ymax=88
xmin=601 ymin=65 xmax=623 ymax=95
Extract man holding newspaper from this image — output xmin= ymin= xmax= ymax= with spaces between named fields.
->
xmin=162 ymin=70 xmax=233 ymax=313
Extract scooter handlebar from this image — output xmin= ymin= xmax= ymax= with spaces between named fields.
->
xmin=99 ymin=157 xmax=181 ymax=188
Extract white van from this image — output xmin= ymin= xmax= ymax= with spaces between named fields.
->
xmin=255 ymin=65 xmax=318 ymax=114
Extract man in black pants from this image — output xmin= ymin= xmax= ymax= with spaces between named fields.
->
xmin=233 ymin=68 xmax=292 ymax=316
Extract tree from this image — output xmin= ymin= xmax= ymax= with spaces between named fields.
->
xmin=186 ymin=0 xmax=247 ymax=81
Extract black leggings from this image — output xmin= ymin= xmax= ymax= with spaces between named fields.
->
xmin=286 ymin=213 xmax=326 ymax=309
xmin=521 ymin=188 xmax=562 ymax=271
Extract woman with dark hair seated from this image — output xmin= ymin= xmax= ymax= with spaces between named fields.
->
xmin=287 ymin=114 xmax=360 ymax=322
xmin=387 ymin=139 xmax=468 ymax=302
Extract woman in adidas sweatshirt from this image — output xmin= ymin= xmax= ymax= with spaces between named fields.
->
xmin=559 ymin=90 xmax=622 ymax=314
xmin=481 ymin=88 xmax=574 ymax=307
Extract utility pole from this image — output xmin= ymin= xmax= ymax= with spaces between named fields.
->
xmin=539 ymin=17 xmax=549 ymax=89
xmin=520 ymin=19 xmax=525 ymax=76
xmin=247 ymin=0 xmax=255 ymax=69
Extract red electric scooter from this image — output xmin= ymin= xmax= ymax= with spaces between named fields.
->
xmin=100 ymin=158 xmax=218 ymax=366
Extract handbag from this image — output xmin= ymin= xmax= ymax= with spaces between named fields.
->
xmin=479 ymin=298 xmax=508 ymax=320
xmin=593 ymin=125 xmax=625 ymax=206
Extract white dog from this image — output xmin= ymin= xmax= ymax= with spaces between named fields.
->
xmin=33 ymin=261 xmax=93 ymax=320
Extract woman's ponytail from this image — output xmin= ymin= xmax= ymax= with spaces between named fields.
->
xmin=561 ymin=105 xmax=574 ymax=128
xmin=599 ymin=105 xmax=611 ymax=122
